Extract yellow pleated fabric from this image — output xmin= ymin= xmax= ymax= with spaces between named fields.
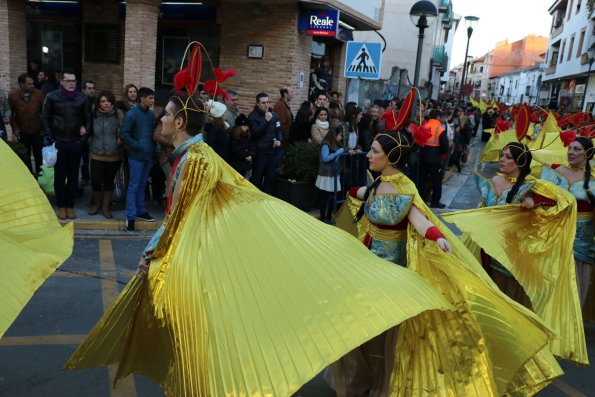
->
xmin=0 ymin=140 xmax=74 ymax=338
xmin=340 ymin=173 xmax=563 ymax=396
xmin=65 ymin=143 xmax=462 ymax=396
xmin=443 ymin=179 xmax=588 ymax=365
xmin=480 ymin=129 xmax=518 ymax=162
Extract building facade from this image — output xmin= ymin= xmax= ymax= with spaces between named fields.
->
xmin=488 ymin=65 xmax=546 ymax=106
xmin=0 ymin=0 xmax=385 ymax=115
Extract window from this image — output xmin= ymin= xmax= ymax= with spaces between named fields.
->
xmin=568 ymin=0 xmax=574 ymax=20
xmin=577 ymin=28 xmax=586 ymax=57
xmin=560 ymin=39 xmax=566 ymax=63
xmin=480 ymin=66 xmax=484 ymax=73
xmin=525 ymin=86 xmax=531 ymax=95
xmin=515 ymin=80 xmax=518 ymax=89
xmin=577 ymin=0 xmax=582 ymax=14
xmin=568 ymin=34 xmax=575 ymax=61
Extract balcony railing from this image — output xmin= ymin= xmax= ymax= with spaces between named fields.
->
xmin=432 ymin=46 xmax=448 ymax=71
xmin=439 ymin=0 xmax=449 ymax=12
xmin=545 ymin=64 xmax=557 ymax=75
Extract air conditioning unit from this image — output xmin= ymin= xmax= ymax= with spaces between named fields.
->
xmin=575 ymin=84 xmax=585 ymax=94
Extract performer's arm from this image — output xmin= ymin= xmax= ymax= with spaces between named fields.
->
xmin=408 ymin=206 xmax=452 ymax=253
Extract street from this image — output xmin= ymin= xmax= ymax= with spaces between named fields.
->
xmin=1 ymin=145 xmax=594 ymax=397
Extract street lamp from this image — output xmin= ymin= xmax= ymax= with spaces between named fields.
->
xmin=459 ymin=15 xmax=479 ymax=100
xmin=580 ymin=44 xmax=595 ymax=111
xmin=409 ymin=1 xmax=438 ymax=88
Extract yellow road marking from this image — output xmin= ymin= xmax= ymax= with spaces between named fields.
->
xmin=76 ymin=234 xmax=151 ymax=240
xmin=0 ymin=334 xmax=85 ymax=346
xmin=553 ymin=380 xmax=589 ymax=397
xmin=99 ymin=240 xmax=137 ymax=397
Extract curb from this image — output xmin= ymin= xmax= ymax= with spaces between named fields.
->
xmin=59 ymin=219 xmax=162 ymax=231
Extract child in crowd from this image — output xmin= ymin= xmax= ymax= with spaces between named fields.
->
xmin=229 ymin=114 xmax=255 ymax=179
xmin=315 ymin=127 xmax=344 ymax=223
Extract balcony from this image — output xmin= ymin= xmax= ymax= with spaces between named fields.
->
xmin=432 ymin=45 xmax=447 ymax=70
xmin=439 ymin=0 xmax=449 ymax=12
xmin=545 ymin=63 xmax=557 ymax=75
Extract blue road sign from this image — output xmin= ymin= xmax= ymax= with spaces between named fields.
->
xmin=344 ymin=42 xmax=382 ymax=80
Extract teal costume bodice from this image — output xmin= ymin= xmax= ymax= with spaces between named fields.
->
xmin=541 ymin=166 xmax=595 ymax=265
xmin=364 ymin=193 xmax=414 ymax=266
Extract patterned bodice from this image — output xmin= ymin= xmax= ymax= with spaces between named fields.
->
xmin=365 ymin=193 xmax=414 ymax=226
xmin=475 ymin=173 xmax=534 ymax=207
xmin=540 ymin=166 xmax=595 ymax=202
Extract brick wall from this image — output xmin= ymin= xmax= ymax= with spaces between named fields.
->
xmin=0 ymin=0 xmax=27 ymax=92
xmin=122 ymin=0 xmax=160 ymax=92
xmin=81 ymin=1 xmax=124 ymax=99
xmin=219 ymin=1 xmax=311 ymax=115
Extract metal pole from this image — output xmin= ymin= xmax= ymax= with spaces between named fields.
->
xmin=413 ymin=26 xmax=426 ymax=87
xmin=459 ymin=27 xmax=473 ymax=99
xmin=580 ymin=60 xmax=593 ymax=112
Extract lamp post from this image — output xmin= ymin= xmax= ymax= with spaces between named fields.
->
xmin=580 ymin=44 xmax=595 ymax=112
xmin=459 ymin=16 xmax=479 ymax=100
xmin=409 ymin=1 xmax=438 ymax=88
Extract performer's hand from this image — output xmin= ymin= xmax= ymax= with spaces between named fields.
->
xmin=436 ymin=238 xmax=452 ymax=253
xmin=135 ymin=257 xmax=150 ymax=279
xmin=520 ymin=197 xmax=535 ymax=209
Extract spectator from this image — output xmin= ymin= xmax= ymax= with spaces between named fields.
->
xmin=314 ymin=57 xmax=332 ymax=92
xmin=8 ymin=73 xmax=44 ymax=173
xmin=341 ymin=106 xmax=363 ymax=151
xmin=289 ymin=101 xmax=312 ymax=144
xmin=273 ymin=87 xmax=294 ymax=147
xmin=368 ymin=105 xmax=385 ymax=137
xmin=315 ymin=127 xmax=344 ymax=223
xmin=358 ymin=113 xmax=374 ymax=152
xmin=310 ymin=107 xmax=330 ymax=145
xmin=248 ymin=92 xmax=282 ymax=193
xmin=119 ymin=87 xmax=156 ymax=231
xmin=204 ymin=100 xmax=229 ymax=161
xmin=80 ymin=80 xmax=96 ymax=187
xmin=88 ymin=90 xmax=123 ymax=218
xmin=116 ymin=83 xmax=138 ymax=114
xmin=229 ymin=114 xmax=255 ymax=178
xmin=313 ymin=92 xmax=329 ymax=111
xmin=0 ymin=86 xmax=10 ymax=142
xmin=41 ymin=68 xmax=91 ymax=220
xmin=225 ymin=89 xmax=244 ymax=128
xmin=481 ymin=108 xmax=496 ymax=142
xmin=36 ymin=70 xmax=53 ymax=96
xmin=420 ymin=109 xmax=449 ymax=208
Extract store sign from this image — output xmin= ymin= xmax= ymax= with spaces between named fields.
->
xmin=26 ymin=1 xmax=81 ymax=18
xmin=298 ymin=9 xmax=339 ymax=37
xmin=118 ymin=3 xmax=216 ymax=21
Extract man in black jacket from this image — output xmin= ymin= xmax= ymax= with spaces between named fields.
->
xmin=42 ymin=68 xmax=91 ymax=220
xmin=248 ymin=93 xmax=282 ymax=193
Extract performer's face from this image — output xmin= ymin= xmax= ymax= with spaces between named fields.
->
xmin=567 ymin=141 xmax=587 ymax=167
xmin=161 ymin=101 xmax=179 ymax=139
xmin=367 ymin=140 xmax=389 ymax=172
xmin=499 ymin=147 xmax=519 ymax=176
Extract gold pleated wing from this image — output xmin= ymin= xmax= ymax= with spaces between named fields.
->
xmin=65 ymin=143 xmax=456 ymax=397
xmin=0 ymin=140 xmax=74 ymax=338
xmin=442 ymin=179 xmax=588 ymax=365
xmin=340 ymin=174 xmax=562 ymax=396
xmin=480 ymin=129 xmax=517 ymax=162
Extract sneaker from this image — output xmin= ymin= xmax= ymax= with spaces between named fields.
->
xmin=136 ymin=212 xmax=156 ymax=222
xmin=125 ymin=219 xmax=135 ymax=232
xmin=430 ymin=202 xmax=446 ymax=209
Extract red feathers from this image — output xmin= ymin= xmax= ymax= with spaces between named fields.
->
xmin=174 ymin=67 xmax=192 ymax=94
xmin=560 ymin=129 xmax=577 ymax=147
xmin=411 ymin=121 xmax=432 ymax=147
xmin=173 ymin=45 xmax=203 ymax=95
xmin=204 ymin=68 xmax=237 ymax=101
xmin=495 ymin=118 xmax=510 ymax=134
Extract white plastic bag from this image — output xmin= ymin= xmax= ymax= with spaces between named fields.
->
xmin=42 ymin=143 xmax=58 ymax=167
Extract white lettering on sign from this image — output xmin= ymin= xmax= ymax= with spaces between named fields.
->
xmin=310 ymin=15 xmax=334 ymax=27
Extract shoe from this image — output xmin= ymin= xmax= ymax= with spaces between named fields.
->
xmin=125 ymin=219 xmax=135 ymax=232
xmin=430 ymin=202 xmax=446 ymax=209
xmin=88 ymin=191 xmax=102 ymax=215
xmin=66 ymin=208 xmax=77 ymax=219
xmin=57 ymin=207 xmax=67 ymax=220
xmin=136 ymin=212 xmax=156 ymax=222
xmin=102 ymin=191 xmax=113 ymax=219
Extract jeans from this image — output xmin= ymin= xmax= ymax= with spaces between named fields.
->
xmin=251 ymin=152 xmax=277 ymax=194
xmin=54 ymin=140 xmax=83 ymax=208
xmin=19 ymin=133 xmax=43 ymax=174
xmin=126 ymin=158 xmax=153 ymax=220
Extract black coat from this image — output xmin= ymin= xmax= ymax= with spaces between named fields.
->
xmin=204 ymin=123 xmax=230 ymax=162
xmin=42 ymin=90 xmax=91 ymax=142
xmin=248 ymin=108 xmax=283 ymax=154
xmin=229 ymin=134 xmax=255 ymax=173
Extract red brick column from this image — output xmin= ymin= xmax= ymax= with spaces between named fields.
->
xmin=0 ymin=0 xmax=27 ymax=92
xmin=122 ymin=0 xmax=160 ymax=89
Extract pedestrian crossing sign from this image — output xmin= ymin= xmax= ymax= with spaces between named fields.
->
xmin=344 ymin=42 xmax=382 ymax=80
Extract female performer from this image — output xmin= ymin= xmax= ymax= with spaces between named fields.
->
xmin=443 ymin=141 xmax=588 ymax=365
xmin=540 ymin=136 xmax=595 ymax=307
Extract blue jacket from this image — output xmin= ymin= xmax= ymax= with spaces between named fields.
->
xmin=248 ymin=107 xmax=283 ymax=154
xmin=119 ymin=105 xmax=155 ymax=161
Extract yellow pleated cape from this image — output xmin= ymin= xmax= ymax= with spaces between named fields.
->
xmin=337 ymin=173 xmax=563 ymax=396
xmin=442 ymin=178 xmax=588 ymax=365
xmin=0 ymin=140 xmax=73 ymax=338
xmin=64 ymin=143 xmax=469 ymax=397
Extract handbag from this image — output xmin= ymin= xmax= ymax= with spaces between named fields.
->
xmin=461 ymin=146 xmax=469 ymax=164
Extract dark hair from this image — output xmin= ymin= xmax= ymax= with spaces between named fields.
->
xmin=138 ymin=87 xmax=154 ymax=99
xmin=429 ymin=109 xmax=440 ymax=120
xmin=60 ymin=68 xmax=75 ymax=79
xmin=504 ymin=142 xmax=532 ymax=204
xmin=358 ymin=113 xmax=374 ymax=131
xmin=322 ymin=126 xmax=342 ymax=153
xmin=344 ymin=106 xmax=363 ymax=130
xmin=94 ymin=90 xmax=116 ymax=117
xmin=83 ymin=80 xmax=95 ymax=90
xmin=312 ymin=106 xmax=329 ymax=124
xmin=123 ymin=83 xmax=138 ymax=101
xmin=280 ymin=88 xmax=289 ymax=97
xmin=227 ymin=88 xmax=238 ymax=96
xmin=256 ymin=92 xmax=268 ymax=103
xmin=354 ymin=130 xmax=412 ymax=221
xmin=316 ymin=92 xmax=329 ymax=101
xmin=17 ymin=73 xmax=32 ymax=86
xmin=330 ymin=91 xmax=340 ymax=98
xmin=169 ymin=95 xmax=206 ymax=136
xmin=575 ymin=136 xmax=595 ymax=206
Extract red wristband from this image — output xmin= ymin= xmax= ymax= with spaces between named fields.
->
xmin=425 ymin=226 xmax=445 ymax=241
xmin=348 ymin=186 xmax=362 ymax=198
xmin=531 ymin=195 xmax=556 ymax=207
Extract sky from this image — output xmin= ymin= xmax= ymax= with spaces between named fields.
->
xmin=450 ymin=0 xmax=554 ymax=66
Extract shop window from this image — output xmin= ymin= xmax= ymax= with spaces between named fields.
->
xmin=85 ymin=24 xmax=121 ymax=64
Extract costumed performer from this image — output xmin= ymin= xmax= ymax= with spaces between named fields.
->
xmin=540 ymin=136 xmax=595 ymax=307
xmin=443 ymin=141 xmax=588 ymax=365
xmin=0 ymin=139 xmax=73 ymax=338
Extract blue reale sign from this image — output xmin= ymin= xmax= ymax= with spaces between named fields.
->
xmin=298 ymin=9 xmax=339 ymax=37
xmin=344 ymin=42 xmax=382 ymax=80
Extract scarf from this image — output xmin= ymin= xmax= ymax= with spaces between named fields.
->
xmin=60 ymin=85 xmax=79 ymax=101
xmin=315 ymin=119 xmax=329 ymax=129
xmin=21 ymin=91 xmax=31 ymax=103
